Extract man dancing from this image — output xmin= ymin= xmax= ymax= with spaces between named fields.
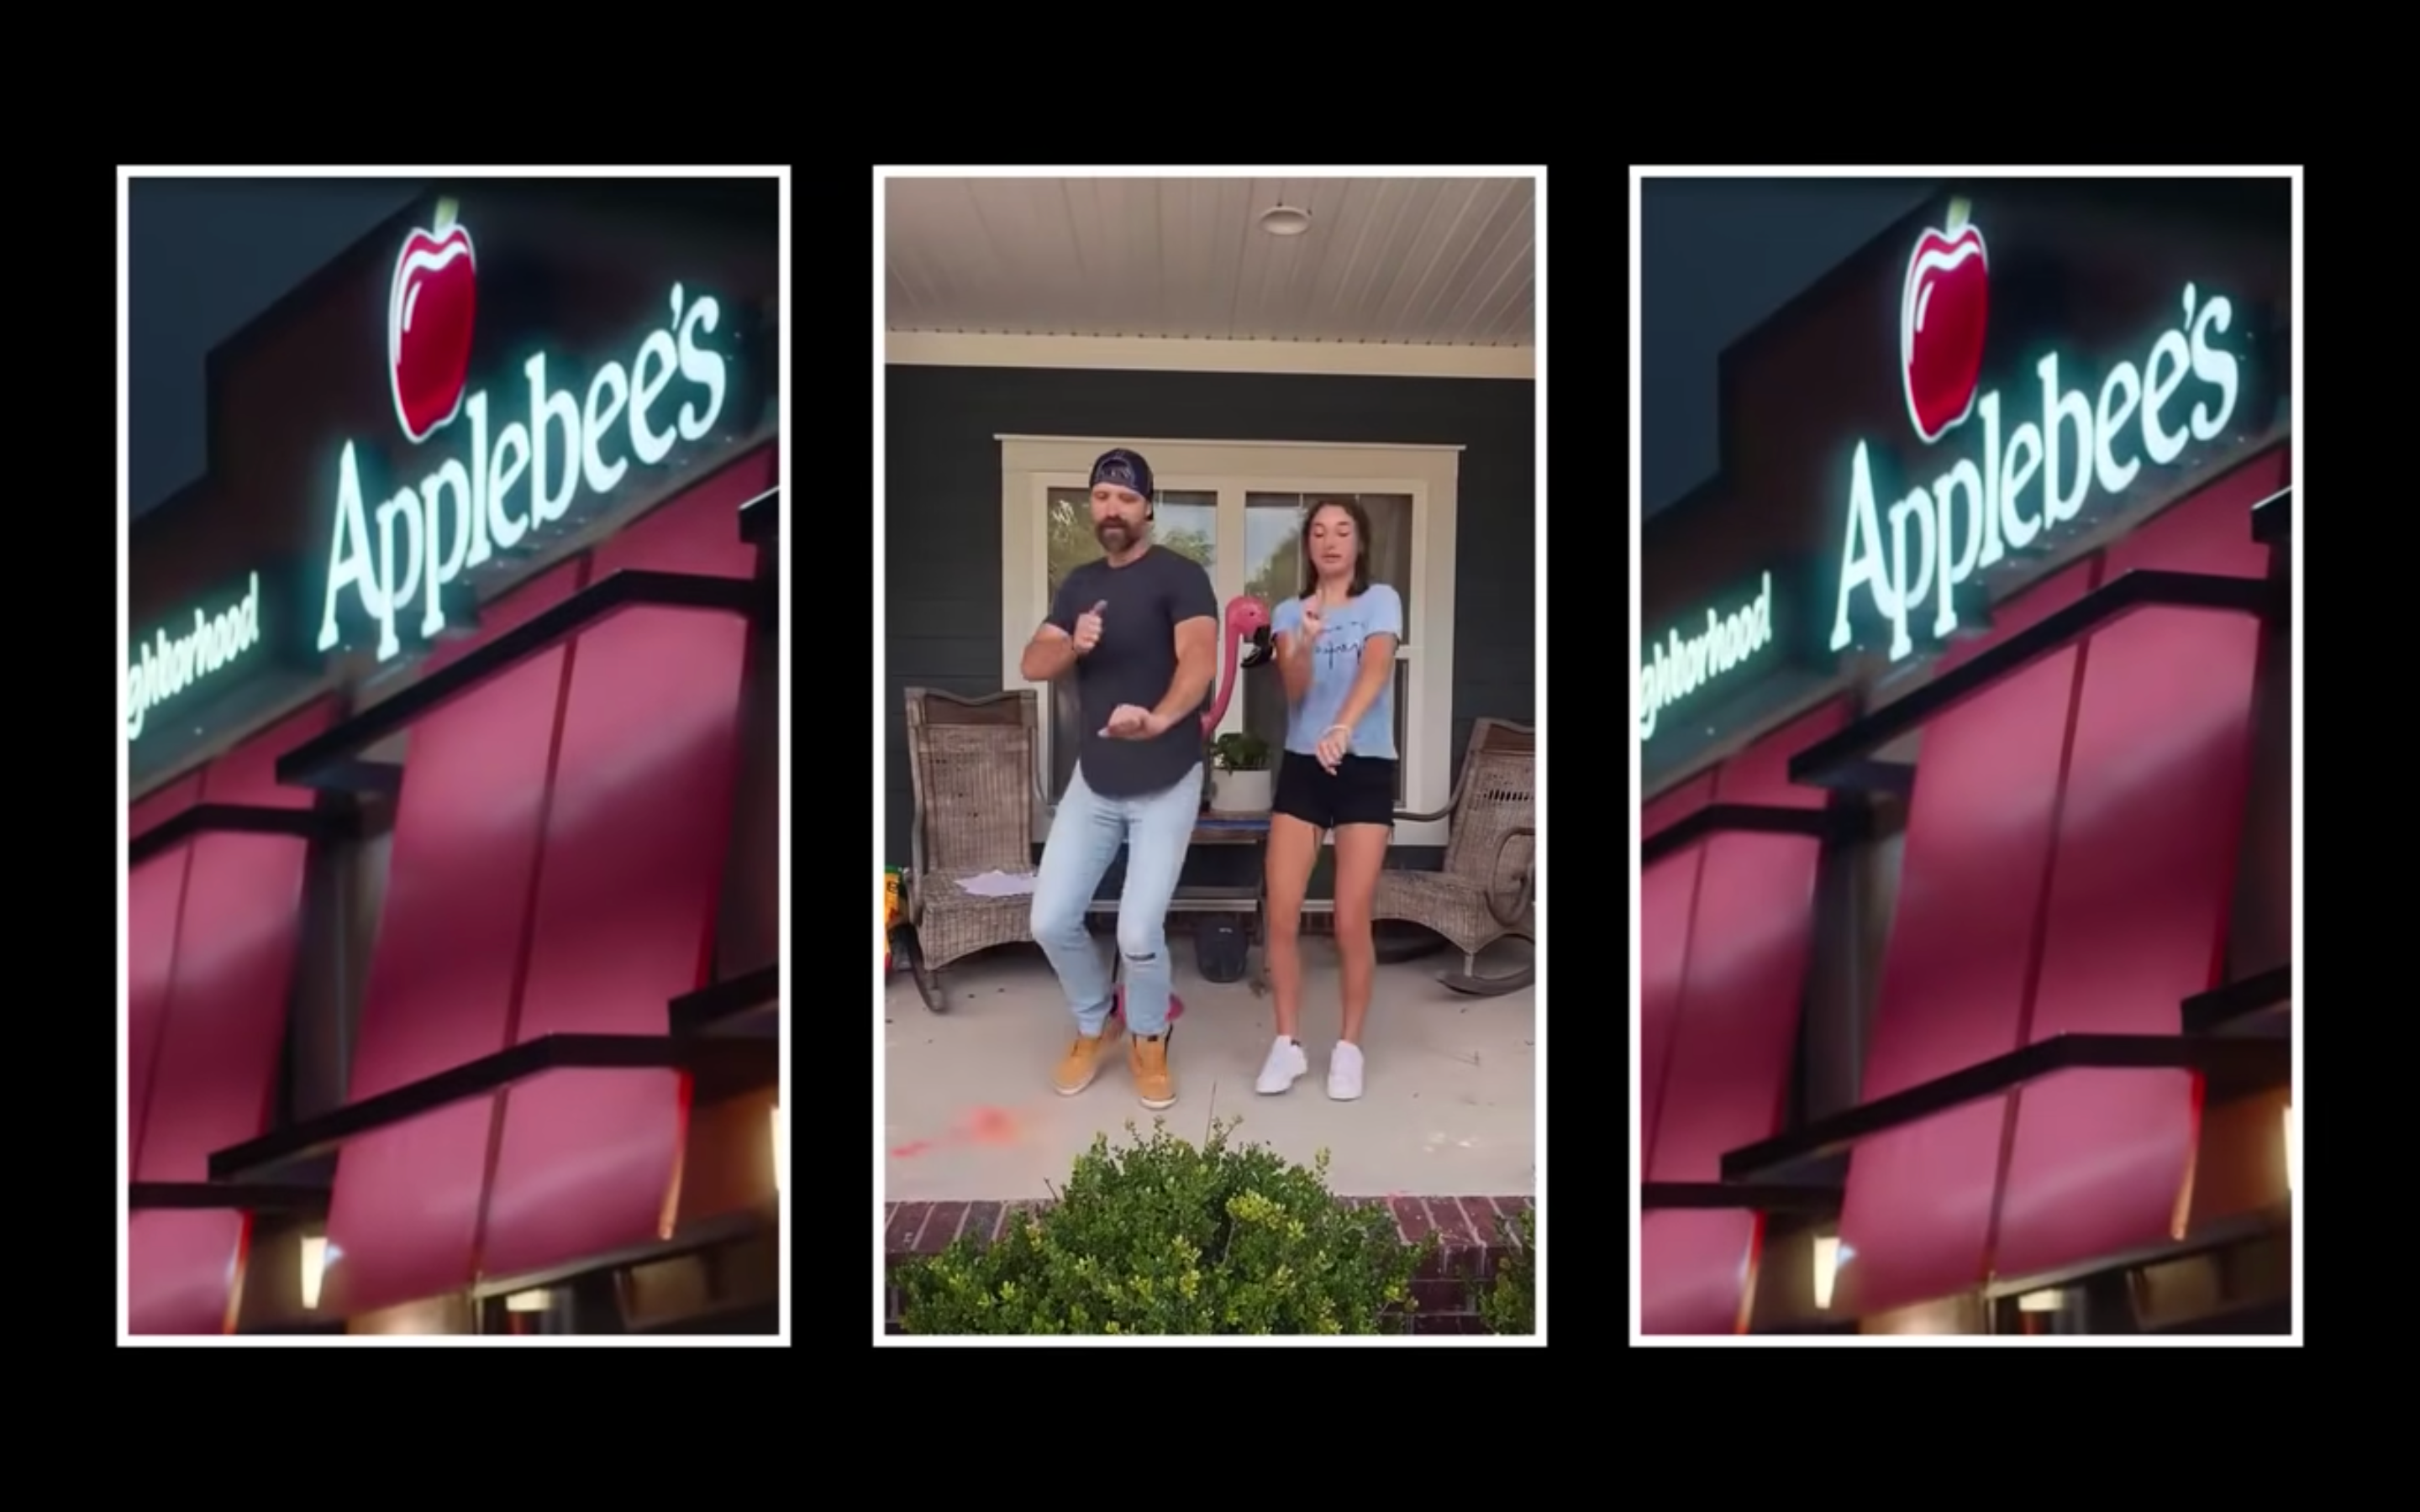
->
xmin=1021 ymin=449 xmax=1218 ymax=1110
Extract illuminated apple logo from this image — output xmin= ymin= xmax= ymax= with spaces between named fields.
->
xmin=1900 ymin=199 xmax=1989 ymax=444
xmin=387 ymin=199 xmax=477 ymax=444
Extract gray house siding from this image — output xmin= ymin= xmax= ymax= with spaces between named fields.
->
xmin=884 ymin=364 xmax=1534 ymax=896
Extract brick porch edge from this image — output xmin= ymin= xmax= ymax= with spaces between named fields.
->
xmin=884 ymin=1195 xmax=1533 ymax=1336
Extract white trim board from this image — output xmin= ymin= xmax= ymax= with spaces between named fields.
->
xmin=891 ymin=331 xmax=1532 ymax=381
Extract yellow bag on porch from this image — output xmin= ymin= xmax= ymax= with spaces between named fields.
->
xmin=883 ymin=868 xmax=904 ymax=971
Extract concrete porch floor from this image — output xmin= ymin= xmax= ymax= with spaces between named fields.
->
xmin=882 ymin=941 xmax=1536 ymax=1203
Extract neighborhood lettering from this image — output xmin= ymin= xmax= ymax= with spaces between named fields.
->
xmin=1641 ymin=572 xmax=1775 ymax=741
xmin=128 ymin=573 xmax=262 ymax=741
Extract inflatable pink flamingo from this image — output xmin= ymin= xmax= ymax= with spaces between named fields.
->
xmin=1113 ymin=595 xmax=1273 ymax=1021
xmin=1202 ymin=596 xmax=1276 ymax=733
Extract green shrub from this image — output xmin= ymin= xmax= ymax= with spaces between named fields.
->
xmin=1474 ymin=1205 xmax=1535 ymax=1335
xmin=896 ymin=1117 xmax=1432 ymax=1335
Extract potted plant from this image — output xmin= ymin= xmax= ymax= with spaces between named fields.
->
xmin=1208 ymin=732 xmax=1273 ymax=813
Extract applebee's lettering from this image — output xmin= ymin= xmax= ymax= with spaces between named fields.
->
xmin=1830 ymin=283 xmax=2243 ymax=662
xmin=318 ymin=283 xmax=729 ymax=662
xmin=1640 ymin=572 xmax=1774 ymax=741
xmin=128 ymin=573 xmax=262 ymax=741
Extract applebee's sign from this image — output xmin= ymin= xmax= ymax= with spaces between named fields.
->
xmin=1829 ymin=201 xmax=2245 ymax=663
xmin=318 ymin=201 xmax=732 ymax=663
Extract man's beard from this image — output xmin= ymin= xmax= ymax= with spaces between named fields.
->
xmin=1095 ymin=521 xmax=1136 ymax=549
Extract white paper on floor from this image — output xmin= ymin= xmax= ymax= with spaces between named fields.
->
xmin=955 ymin=869 xmax=1039 ymax=897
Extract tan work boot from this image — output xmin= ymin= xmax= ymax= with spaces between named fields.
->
xmin=1128 ymin=1032 xmax=1176 ymax=1110
xmin=1052 ymin=1016 xmax=1124 ymax=1095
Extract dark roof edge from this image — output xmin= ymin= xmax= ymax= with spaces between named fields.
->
xmin=1711 ymin=187 xmax=1945 ymax=490
xmin=185 ymin=191 xmax=434 ymax=553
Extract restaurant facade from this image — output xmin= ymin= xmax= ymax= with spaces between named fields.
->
xmin=125 ymin=180 xmax=782 ymax=1336
xmin=1639 ymin=180 xmax=2292 ymax=1336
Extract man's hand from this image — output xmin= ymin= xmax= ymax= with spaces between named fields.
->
xmin=1298 ymin=596 xmax=1325 ymax=643
xmin=1072 ymin=601 xmax=1107 ymax=655
xmin=1101 ymin=703 xmax=1169 ymax=739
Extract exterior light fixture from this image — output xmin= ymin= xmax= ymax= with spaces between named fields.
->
xmin=1255 ymin=205 xmax=1313 ymax=237
xmin=299 ymin=1234 xmax=328 ymax=1310
xmin=771 ymin=1105 xmax=783 ymax=1193
xmin=2283 ymin=1104 xmax=2292 ymax=1194
xmin=504 ymin=1289 xmax=551 ymax=1313
xmin=1812 ymin=1234 xmax=1840 ymax=1310
xmin=2018 ymin=1289 xmax=2064 ymax=1313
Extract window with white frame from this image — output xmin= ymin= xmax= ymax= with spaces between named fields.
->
xmin=1000 ymin=437 xmax=1460 ymax=848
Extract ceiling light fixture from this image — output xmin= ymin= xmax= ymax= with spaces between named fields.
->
xmin=1256 ymin=205 xmax=1313 ymax=237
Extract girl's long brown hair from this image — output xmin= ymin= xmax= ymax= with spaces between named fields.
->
xmin=1298 ymin=496 xmax=1373 ymax=598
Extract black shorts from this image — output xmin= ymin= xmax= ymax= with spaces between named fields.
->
xmin=1272 ymin=752 xmax=1397 ymax=831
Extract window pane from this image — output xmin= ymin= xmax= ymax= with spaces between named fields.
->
xmin=1242 ymin=492 xmax=1413 ymax=631
xmin=1045 ymin=488 xmax=1090 ymax=600
xmin=1362 ymin=495 xmax=1413 ymax=626
xmin=1244 ymin=495 xmax=1302 ymax=604
xmin=1154 ymin=491 xmax=1218 ymax=573
xmin=1051 ymin=680 xmax=1080 ymax=798
xmin=1043 ymin=487 xmax=1218 ymax=798
xmin=1392 ymin=661 xmax=1408 ymax=801
xmin=1243 ymin=642 xmax=1288 ymax=760
xmin=1047 ymin=486 xmax=1218 ymax=598
xmin=1243 ymin=653 xmax=1412 ymax=805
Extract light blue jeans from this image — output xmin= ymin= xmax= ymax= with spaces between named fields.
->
xmin=1029 ymin=764 xmax=1202 ymax=1037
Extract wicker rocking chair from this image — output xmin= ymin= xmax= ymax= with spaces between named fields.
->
xmin=1372 ymin=718 xmax=1536 ymax=996
xmin=901 ymin=687 xmax=1044 ymax=1013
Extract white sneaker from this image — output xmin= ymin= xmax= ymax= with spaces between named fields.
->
xmin=1328 ymin=1042 xmax=1365 ymax=1101
xmin=1255 ymin=1037 xmax=1307 ymax=1094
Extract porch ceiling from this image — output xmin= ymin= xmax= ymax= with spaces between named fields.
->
xmin=883 ymin=177 xmax=1534 ymax=348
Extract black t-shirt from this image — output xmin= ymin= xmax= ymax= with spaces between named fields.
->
xmin=1049 ymin=545 xmax=1219 ymax=799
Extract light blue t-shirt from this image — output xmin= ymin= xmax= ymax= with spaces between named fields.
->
xmin=1272 ymin=585 xmax=1402 ymax=760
